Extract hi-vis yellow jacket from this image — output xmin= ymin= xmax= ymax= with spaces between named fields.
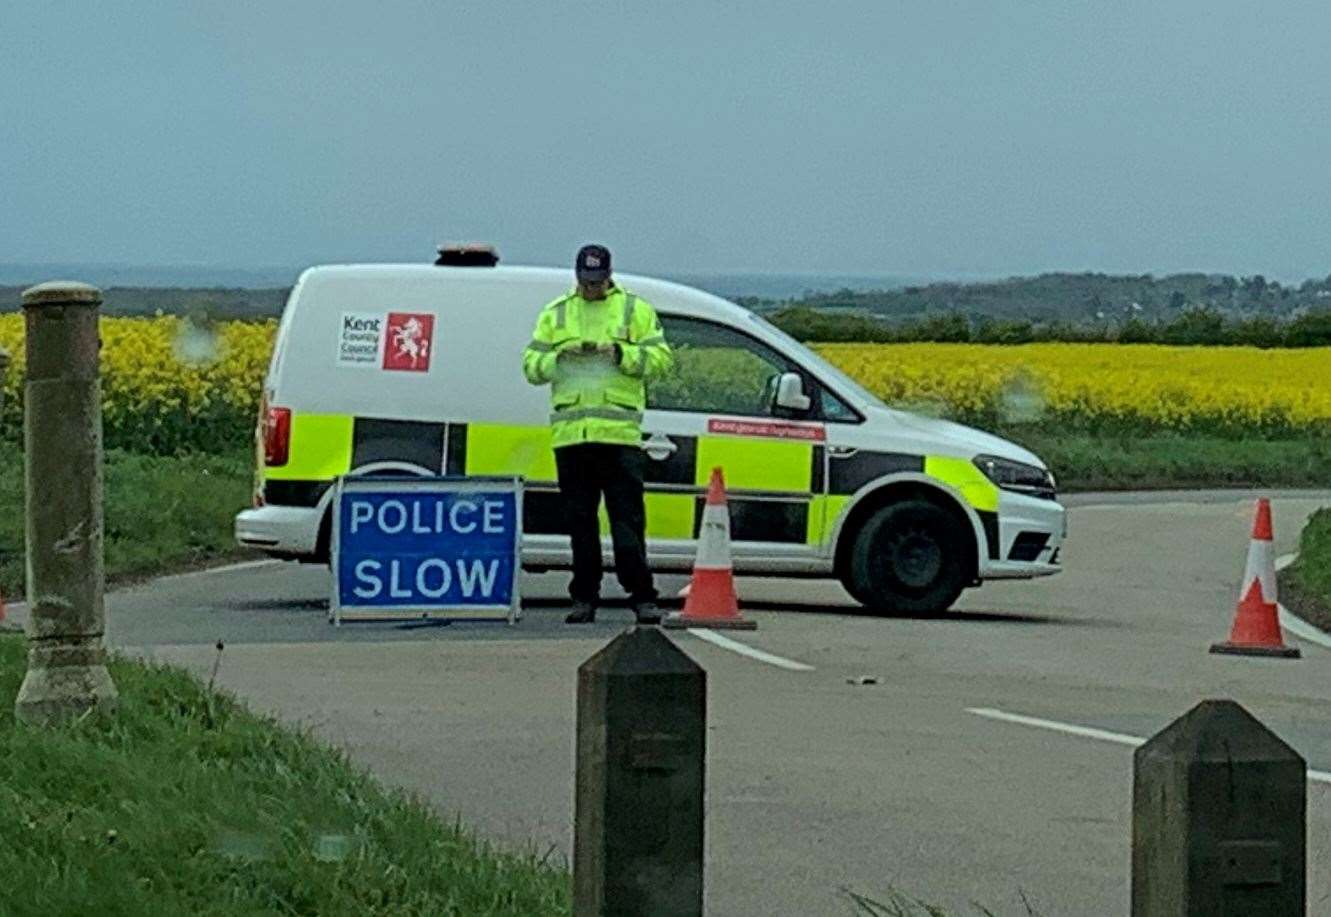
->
xmin=523 ymin=285 xmax=674 ymax=449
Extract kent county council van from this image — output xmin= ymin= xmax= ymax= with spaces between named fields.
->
xmin=235 ymin=247 xmax=1066 ymax=614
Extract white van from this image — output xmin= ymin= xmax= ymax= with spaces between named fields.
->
xmin=236 ymin=249 xmax=1065 ymax=614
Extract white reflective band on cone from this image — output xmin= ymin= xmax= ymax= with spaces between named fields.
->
xmin=1243 ymin=537 xmax=1276 ymax=603
xmin=694 ymin=502 xmax=733 ymax=569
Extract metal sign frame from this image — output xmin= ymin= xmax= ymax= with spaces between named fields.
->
xmin=330 ymin=474 xmax=523 ymax=626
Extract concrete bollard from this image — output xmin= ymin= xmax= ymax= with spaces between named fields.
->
xmin=13 ymin=281 xmax=118 ymax=724
xmin=1132 ymin=699 xmax=1304 ymax=916
xmin=575 ymin=627 xmax=705 ymax=916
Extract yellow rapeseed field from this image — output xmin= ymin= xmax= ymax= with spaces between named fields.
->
xmin=0 ymin=315 xmax=277 ymax=453
xmin=818 ymin=342 xmax=1331 ymax=437
xmin=1 ymin=315 xmax=1328 ymax=451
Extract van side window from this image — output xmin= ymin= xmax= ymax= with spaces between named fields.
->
xmin=646 ymin=314 xmax=787 ymax=415
xmin=650 ymin=316 xmax=803 ymax=417
xmin=820 ymin=390 xmax=859 ymax=422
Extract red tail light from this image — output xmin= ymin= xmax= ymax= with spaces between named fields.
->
xmin=264 ymin=407 xmax=292 ymax=467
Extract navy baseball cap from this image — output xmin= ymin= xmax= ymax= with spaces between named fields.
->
xmin=575 ymin=244 xmax=612 ymax=281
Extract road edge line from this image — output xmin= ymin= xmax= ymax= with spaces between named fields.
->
xmin=1275 ymin=553 xmax=1331 ymax=651
xmin=2 ymin=559 xmax=282 ymax=623
xmin=685 ymin=629 xmax=814 ymax=671
xmin=967 ymin=707 xmax=1331 ymax=785
xmin=161 ymin=559 xmax=284 ymax=582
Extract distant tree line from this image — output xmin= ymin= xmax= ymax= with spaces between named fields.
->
xmin=770 ymin=306 xmax=1331 ymax=347
xmin=6 ymin=269 xmax=1331 ymax=347
xmin=741 ymin=271 xmax=1331 ymax=322
xmin=0 ymin=286 xmax=287 ymax=319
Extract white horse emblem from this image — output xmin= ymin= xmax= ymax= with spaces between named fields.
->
xmin=392 ymin=317 xmax=428 ymax=368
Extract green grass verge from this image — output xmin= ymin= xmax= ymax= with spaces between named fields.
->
xmin=0 ymin=634 xmax=570 ymax=915
xmin=1279 ymin=509 xmax=1331 ymax=632
xmin=0 ymin=450 xmax=256 ymax=602
xmin=1001 ymin=430 xmax=1331 ymax=491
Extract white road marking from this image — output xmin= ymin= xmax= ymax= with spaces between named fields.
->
xmin=967 ymin=707 xmax=1142 ymax=747
xmin=968 ymin=707 xmax=1331 ymax=785
xmin=686 ymin=629 xmax=814 ymax=671
xmin=1274 ymin=552 xmax=1331 ymax=651
xmin=1278 ymin=609 xmax=1331 ymax=650
xmin=159 ymin=559 xmax=282 ymax=582
xmin=1 ymin=559 xmax=280 ymax=624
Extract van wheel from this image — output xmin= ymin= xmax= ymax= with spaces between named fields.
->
xmin=844 ymin=500 xmax=967 ymax=616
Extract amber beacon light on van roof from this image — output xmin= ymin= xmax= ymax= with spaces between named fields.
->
xmin=435 ymin=244 xmax=500 ymax=267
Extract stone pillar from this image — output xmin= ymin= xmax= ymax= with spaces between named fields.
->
xmin=575 ymin=627 xmax=705 ymax=916
xmin=13 ymin=281 xmax=118 ymax=724
xmin=1132 ymin=699 xmax=1304 ymax=916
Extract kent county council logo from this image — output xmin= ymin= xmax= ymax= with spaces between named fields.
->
xmin=383 ymin=312 xmax=435 ymax=372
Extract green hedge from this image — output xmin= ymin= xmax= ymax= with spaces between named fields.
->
xmin=770 ymin=306 xmax=1331 ymax=347
xmin=1290 ymin=509 xmax=1331 ymax=607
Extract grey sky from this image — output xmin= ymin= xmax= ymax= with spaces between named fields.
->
xmin=4 ymin=1 xmax=1329 ymax=280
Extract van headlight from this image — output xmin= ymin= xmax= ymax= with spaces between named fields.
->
xmin=973 ymin=455 xmax=1057 ymax=498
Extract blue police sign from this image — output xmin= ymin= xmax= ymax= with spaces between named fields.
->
xmin=331 ymin=476 xmax=522 ymax=624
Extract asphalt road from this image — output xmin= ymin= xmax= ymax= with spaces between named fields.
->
xmin=14 ymin=490 xmax=1331 ymax=915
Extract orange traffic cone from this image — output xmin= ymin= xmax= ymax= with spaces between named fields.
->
xmin=664 ymin=467 xmax=756 ymax=631
xmin=1210 ymin=498 xmax=1299 ymax=658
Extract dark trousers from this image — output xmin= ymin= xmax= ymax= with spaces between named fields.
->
xmin=555 ymin=443 xmax=657 ymax=605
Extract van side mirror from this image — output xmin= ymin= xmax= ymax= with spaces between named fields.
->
xmin=774 ymin=372 xmax=811 ymax=412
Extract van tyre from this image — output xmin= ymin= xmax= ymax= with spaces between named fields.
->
xmin=845 ymin=500 xmax=968 ymax=616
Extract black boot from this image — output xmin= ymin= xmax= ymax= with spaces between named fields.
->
xmin=565 ymin=600 xmax=597 ymax=624
xmin=632 ymin=601 xmax=662 ymax=626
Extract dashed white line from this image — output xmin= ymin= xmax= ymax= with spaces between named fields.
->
xmin=967 ymin=706 xmax=1331 ymax=785
xmin=967 ymin=707 xmax=1142 ymax=748
xmin=685 ymin=629 xmax=814 ymax=671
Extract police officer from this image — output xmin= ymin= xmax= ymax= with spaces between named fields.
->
xmin=523 ymin=245 xmax=674 ymax=624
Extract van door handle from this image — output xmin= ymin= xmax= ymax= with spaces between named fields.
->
xmin=642 ymin=435 xmax=679 ymax=461
xmin=828 ymin=446 xmax=858 ymax=458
